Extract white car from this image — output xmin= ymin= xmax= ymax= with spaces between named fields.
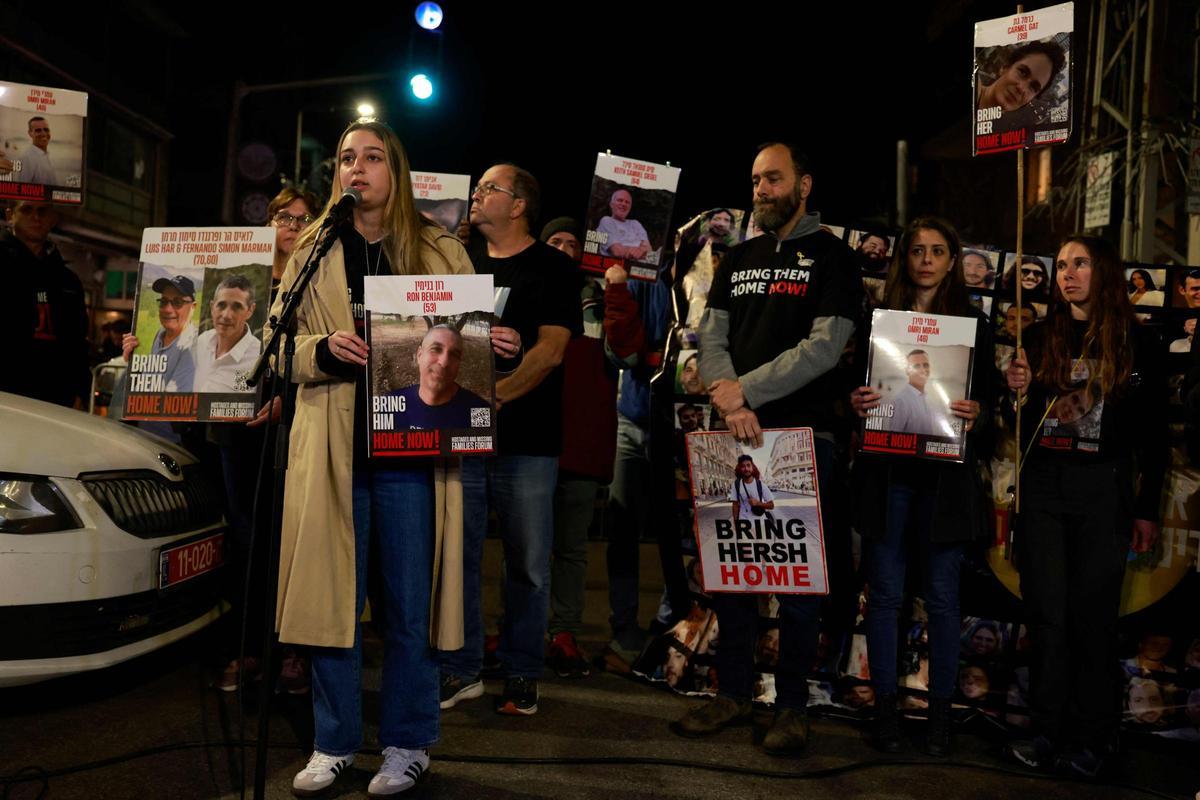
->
xmin=0 ymin=392 xmax=225 ymax=686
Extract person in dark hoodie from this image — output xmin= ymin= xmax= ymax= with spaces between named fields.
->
xmin=672 ymin=142 xmax=861 ymax=756
xmin=539 ymin=216 xmax=644 ymax=679
xmin=0 ymin=200 xmax=89 ymax=407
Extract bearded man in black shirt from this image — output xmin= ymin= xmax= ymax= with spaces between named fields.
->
xmin=672 ymin=142 xmax=861 ymax=756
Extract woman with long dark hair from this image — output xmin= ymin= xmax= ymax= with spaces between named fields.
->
xmin=850 ymin=216 xmax=992 ymax=756
xmin=1004 ymin=234 xmax=1166 ymax=777
xmin=270 ymin=119 xmax=516 ymax=797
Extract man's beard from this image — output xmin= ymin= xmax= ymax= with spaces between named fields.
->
xmin=752 ymin=187 xmax=802 ymax=233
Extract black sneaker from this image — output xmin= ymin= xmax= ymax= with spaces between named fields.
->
xmin=495 ymin=676 xmax=538 ymax=716
xmin=439 ymin=673 xmax=483 ymax=710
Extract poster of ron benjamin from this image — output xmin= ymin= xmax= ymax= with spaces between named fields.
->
xmin=861 ymin=308 xmax=977 ymax=462
xmin=685 ymin=428 xmax=828 ymax=595
xmin=582 ymin=152 xmax=680 ymax=282
xmin=365 ymin=274 xmax=496 ymax=457
xmin=0 ymin=81 xmax=87 ymax=204
xmin=124 ymin=228 xmax=274 ymax=422
xmin=972 ymin=2 xmax=1073 ymax=156
xmin=411 ymin=172 xmax=470 ymax=234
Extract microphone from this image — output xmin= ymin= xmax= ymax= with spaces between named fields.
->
xmin=322 ymin=187 xmax=362 ymax=228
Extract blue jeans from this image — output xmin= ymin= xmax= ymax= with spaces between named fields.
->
xmin=440 ymin=455 xmax=558 ymax=679
xmin=605 ymin=414 xmax=649 ymax=639
xmin=711 ymin=437 xmax=834 ymax=711
xmin=310 ymin=467 xmax=438 ymax=755
xmin=865 ymin=480 xmax=963 ymax=699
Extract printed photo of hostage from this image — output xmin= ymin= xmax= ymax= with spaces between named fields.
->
xmin=364 ymin=272 xmax=496 ymax=456
xmin=1171 ymin=267 xmax=1200 ymax=311
xmin=380 ymin=322 xmax=490 ymax=430
xmin=193 ymin=271 xmax=268 ymax=394
xmin=995 ymin=300 xmax=1045 ymax=343
xmin=962 ymin=248 xmax=997 ymax=290
xmin=1000 ymin=253 xmax=1053 ymax=301
xmin=863 ymin=343 xmax=972 ymax=439
xmin=1126 ymin=267 xmax=1166 ymax=308
xmin=685 ymin=428 xmax=829 ymax=596
xmin=974 ymin=39 xmax=1067 ymax=136
xmin=971 ymin=4 xmax=1073 ymax=156
xmin=675 ymin=350 xmax=706 ymax=396
xmin=848 ymin=228 xmax=894 ymax=276
xmin=0 ymin=81 xmax=88 ymax=203
xmin=581 ymin=152 xmax=680 ymax=281
xmin=123 ymin=269 xmax=202 ymax=394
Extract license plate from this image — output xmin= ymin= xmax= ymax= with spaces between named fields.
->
xmin=159 ymin=533 xmax=224 ymax=590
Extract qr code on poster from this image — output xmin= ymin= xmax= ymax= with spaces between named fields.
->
xmin=471 ymin=407 xmax=491 ymax=427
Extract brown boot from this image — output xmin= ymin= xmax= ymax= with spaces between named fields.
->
xmin=762 ymin=707 xmax=811 ymax=756
xmin=670 ymin=695 xmax=753 ymax=738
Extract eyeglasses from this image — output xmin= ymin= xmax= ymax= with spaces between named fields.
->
xmin=157 ymin=297 xmax=194 ymax=309
xmin=472 ymin=181 xmax=518 ymax=200
xmin=1020 ymin=268 xmax=1044 ymax=277
xmin=273 ymin=211 xmax=315 ymax=230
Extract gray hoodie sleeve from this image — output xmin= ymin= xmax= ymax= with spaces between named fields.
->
xmin=697 ymin=307 xmax=739 ymax=385
xmin=738 ymin=316 xmax=856 ymax=410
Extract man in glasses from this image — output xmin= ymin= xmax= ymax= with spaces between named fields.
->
xmin=438 ymin=163 xmax=581 ymax=717
xmin=122 ymin=274 xmax=198 ymax=392
xmin=0 ymin=117 xmax=58 ymax=186
xmin=0 ymin=200 xmax=90 ymax=406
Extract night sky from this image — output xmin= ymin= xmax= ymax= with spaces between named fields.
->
xmin=7 ymin=0 xmax=1047 ymax=240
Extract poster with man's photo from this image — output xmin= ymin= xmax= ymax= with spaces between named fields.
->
xmin=365 ymin=274 xmax=495 ymax=457
xmin=582 ymin=152 xmax=681 ymax=281
xmin=0 ymin=81 xmax=87 ymax=204
xmin=998 ymin=252 xmax=1053 ymax=301
xmin=962 ymin=246 xmax=1002 ymax=292
xmin=124 ymin=228 xmax=274 ymax=421
xmin=847 ymin=228 xmax=895 ymax=277
xmin=685 ymin=428 xmax=828 ymax=595
xmin=411 ymin=172 xmax=470 ymax=234
xmin=972 ymin=2 xmax=1073 ymax=156
xmin=861 ymin=309 xmax=977 ymax=462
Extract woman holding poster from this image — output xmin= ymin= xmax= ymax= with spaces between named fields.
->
xmin=268 ymin=119 xmax=506 ymax=797
xmin=1004 ymin=235 xmax=1167 ymax=777
xmin=850 ymin=216 xmax=991 ymax=757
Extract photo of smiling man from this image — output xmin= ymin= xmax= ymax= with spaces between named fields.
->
xmin=383 ymin=323 xmax=488 ymax=430
xmin=194 ymin=274 xmax=262 ymax=393
xmin=124 ymin=270 xmax=200 ymax=393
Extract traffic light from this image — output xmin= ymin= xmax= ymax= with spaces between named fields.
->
xmin=405 ymin=2 xmax=444 ymax=105
xmin=409 ymin=74 xmax=434 ymax=101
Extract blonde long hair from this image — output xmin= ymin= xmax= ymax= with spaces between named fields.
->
xmin=296 ymin=119 xmax=451 ymax=275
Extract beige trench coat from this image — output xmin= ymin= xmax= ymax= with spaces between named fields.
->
xmin=269 ymin=225 xmax=473 ymax=650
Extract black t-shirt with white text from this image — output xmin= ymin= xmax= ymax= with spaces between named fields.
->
xmin=706 ymin=227 xmax=861 ymax=431
xmin=474 ymin=240 xmax=582 ymax=456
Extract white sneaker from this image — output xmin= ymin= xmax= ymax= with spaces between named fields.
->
xmin=292 ymin=750 xmax=354 ymax=797
xmin=368 ymin=747 xmax=429 ymax=797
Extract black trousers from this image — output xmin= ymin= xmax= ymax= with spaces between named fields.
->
xmin=1018 ymin=458 xmax=1131 ymax=750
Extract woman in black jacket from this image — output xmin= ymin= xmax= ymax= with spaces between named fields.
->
xmin=1003 ymin=234 xmax=1165 ymax=777
xmin=850 ymin=216 xmax=992 ymax=756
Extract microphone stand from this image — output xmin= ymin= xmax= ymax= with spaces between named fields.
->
xmin=245 ymin=219 xmax=343 ymax=800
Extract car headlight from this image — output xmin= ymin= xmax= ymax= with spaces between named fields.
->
xmin=0 ymin=476 xmax=82 ymax=534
